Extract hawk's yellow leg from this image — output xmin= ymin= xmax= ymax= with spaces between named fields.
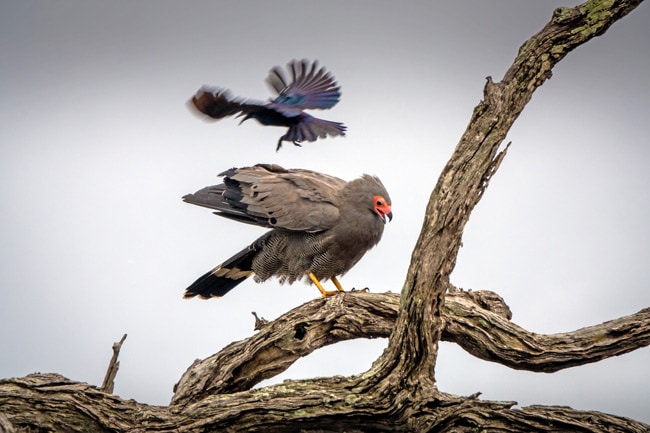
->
xmin=309 ymin=272 xmax=343 ymax=297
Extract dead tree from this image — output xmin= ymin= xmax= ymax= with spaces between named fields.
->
xmin=1 ymin=0 xmax=648 ymax=431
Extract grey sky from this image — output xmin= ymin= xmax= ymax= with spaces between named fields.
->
xmin=1 ymin=0 xmax=648 ymax=422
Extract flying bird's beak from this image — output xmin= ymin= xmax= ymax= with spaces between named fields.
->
xmin=384 ymin=211 xmax=393 ymax=224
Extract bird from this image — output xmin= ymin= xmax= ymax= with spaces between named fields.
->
xmin=190 ymin=59 xmax=346 ymax=151
xmin=182 ymin=163 xmax=392 ymax=299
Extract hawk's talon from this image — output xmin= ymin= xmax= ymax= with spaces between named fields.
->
xmin=351 ymin=287 xmax=370 ymax=293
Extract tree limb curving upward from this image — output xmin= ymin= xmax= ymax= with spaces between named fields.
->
xmin=170 ymin=289 xmax=649 ymax=406
xmin=2 ymin=291 xmax=648 ymax=431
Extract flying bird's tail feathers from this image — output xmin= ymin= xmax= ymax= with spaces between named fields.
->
xmin=190 ymin=86 xmax=261 ymax=120
xmin=279 ymin=116 xmax=346 ymax=149
xmin=184 ymin=246 xmax=256 ymax=299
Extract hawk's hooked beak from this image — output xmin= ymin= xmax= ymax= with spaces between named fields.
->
xmin=373 ymin=195 xmax=393 ymax=224
xmin=379 ymin=210 xmax=393 ymax=224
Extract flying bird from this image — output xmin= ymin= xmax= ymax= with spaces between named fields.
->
xmin=190 ymin=59 xmax=346 ymax=151
xmin=183 ymin=164 xmax=392 ymax=299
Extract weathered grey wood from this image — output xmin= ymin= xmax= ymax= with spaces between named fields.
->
xmin=171 ymin=290 xmax=649 ymax=405
xmin=2 ymin=289 xmax=647 ymax=431
xmin=0 ymin=414 xmax=15 ymax=433
xmin=371 ymin=0 xmax=647 ymax=403
xmin=2 ymin=373 xmax=649 ymax=432
xmin=100 ymin=334 xmax=127 ymax=394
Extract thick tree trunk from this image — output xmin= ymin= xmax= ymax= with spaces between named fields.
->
xmin=1 ymin=0 xmax=647 ymax=431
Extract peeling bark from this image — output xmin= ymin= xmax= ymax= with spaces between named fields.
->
xmin=1 ymin=0 xmax=647 ymax=431
xmin=171 ymin=290 xmax=649 ymax=404
xmin=2 ymin=290 xmax=647 ymax=431
xmin=2 ymin=373 xmax=649 ymax=432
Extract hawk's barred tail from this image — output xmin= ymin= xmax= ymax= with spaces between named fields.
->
xmin=183 ymin=246 xmax=256 ymax=299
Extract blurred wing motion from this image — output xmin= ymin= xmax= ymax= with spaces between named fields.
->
xmin=182 ymin=163 xmax=392 ymax=299
xmin=266 ymin=59 xmax=342 ymax=112
xmin=190 ymin=59 xmax=346 ymax=150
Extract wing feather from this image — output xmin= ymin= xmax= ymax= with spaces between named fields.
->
xmin=183 ymin=164 xmax=346 ymax=232
xmin=266 ymin=59 xmax=341 ymax=111
xmin=280 ymin=115 xmax=347 ymax=143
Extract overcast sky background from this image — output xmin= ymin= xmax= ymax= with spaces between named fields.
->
xmin=1 ymin=0 xmax=648 ymax=422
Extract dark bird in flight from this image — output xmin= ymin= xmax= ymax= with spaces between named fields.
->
xmin=182 ymin=164 xmax=392 ymax=299
xmin=190 ymin=59 xmax=346 ymax=151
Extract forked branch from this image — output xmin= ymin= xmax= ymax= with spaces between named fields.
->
xmin=171 ymin=290 xmax=650 ymax=406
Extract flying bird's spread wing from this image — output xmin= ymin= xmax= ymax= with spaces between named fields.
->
xmin=189 ymin=59 xmax=345 ymax=149
xmin=266 ymin=59 xmax=342 ymax=113
xmin=183 ymin=164 xmax=345 ymax=232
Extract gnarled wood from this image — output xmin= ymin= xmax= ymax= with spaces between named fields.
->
xmin=444 ymin=294 xmax=650 ymax=373
xmin=101 ymin=333 xmax=127 ymax=394
xmin=374 ymin=0 xmax=646 ymax=400
xmin=171 ymin=290 xmax=399 ymax=406
xmin=2 ymin=373 xmax=649 ymax=432
xmin=171 ymin=289 xmax=650 ymax=406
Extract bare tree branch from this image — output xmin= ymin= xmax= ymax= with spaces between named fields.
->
xmin=445 ymin=296 xmax=650 ymax=373
xmin=2 ymin=374 xmax=649 ymax=432
xmin=374 ymin=0 xmax=646 ymax=400
xmin=100 ymin=334 xmax=127 ymax=394
xmin=172 ymin=291 xmax=397 ymax=406
xmin=171 ymin=290 xmax=650 ymax=406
